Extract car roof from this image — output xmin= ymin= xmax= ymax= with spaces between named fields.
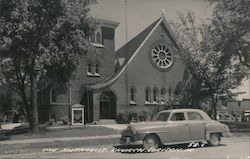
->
xmin=159 ymin=109 xmax=203 ymax=113
xmin=158 ymin=109 xmax=211 ymax=120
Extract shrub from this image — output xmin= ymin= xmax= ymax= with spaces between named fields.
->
xmin=116 ymin=110 xmax=150 ymax=124
xmin=59 ymin=115 xmax=69 ymax=125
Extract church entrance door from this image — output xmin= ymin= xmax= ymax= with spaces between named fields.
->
xmin=100 ymin=91 xmax=116 ymax=119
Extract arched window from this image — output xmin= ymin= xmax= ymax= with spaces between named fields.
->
xmin=50 ymin=85 xmax=69 ymax=104
xmin=130 ymin=87 xmax=136 ymax=102
xmin=161 ymin=88 xmax=166 ymax=98
xmin=96 ymin=32 xmax=101 ymax=43
xmin=161 ymin=88 xmax=166 ymax=103
xmin=100 ymin=93 xmax=110 ymax=102
xmin=95 ymin=63 xmax=99 ymax=74
xmin=145 ymin=87 xmax=151 ymax=103
xmin=153 ymin=88 xmax=158 ymax=103
xmin=87 ymin=63 xmax=92 ymax=73
xmin=90 ymin=33 xmax=95 ymax=43
xmin=50 ymin=88 xmax=56 ymax=103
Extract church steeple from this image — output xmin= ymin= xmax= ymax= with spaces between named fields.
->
xmin=161 ymin=9 xmax=165 ymax=17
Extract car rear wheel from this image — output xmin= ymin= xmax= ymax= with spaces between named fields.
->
xmin=143 ymin=134 xmax=159 ymax=151
xmin=208 ymin=133 xmax=221 ymax=146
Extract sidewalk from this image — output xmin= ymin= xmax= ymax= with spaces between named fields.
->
xmin=0 ymin=124 xmax=126 ymax=145
xmin=0 ymin=134 xmax=120 ymax=145
xmin=0 ymin=125 xmax=122 ymax=145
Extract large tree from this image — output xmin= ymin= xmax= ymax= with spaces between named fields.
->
xmin=172 ymin=0 xmax=250 ymax=119
xmin=0 ymin=0 xmax=96 ymax=133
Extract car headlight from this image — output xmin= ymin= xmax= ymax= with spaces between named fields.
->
xmin=121 ymin=123 xmax=137 ymax=136
xmin=224 ymin=125 xmax=230 ymax=131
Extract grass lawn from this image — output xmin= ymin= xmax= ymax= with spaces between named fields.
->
xmin=9 ymin=126 xmax=120 ymax=140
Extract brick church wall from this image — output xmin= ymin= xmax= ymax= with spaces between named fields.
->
xmin=107 ymin=23 xmax=185 ymax=119
xmin=38 ymin=21 xmax=117 ymax=123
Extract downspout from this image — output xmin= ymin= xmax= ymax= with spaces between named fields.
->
xmin=124 ymin=0 xmax=129 ymax=107
xmin=87 ymin=90 xmax=90 ymax=123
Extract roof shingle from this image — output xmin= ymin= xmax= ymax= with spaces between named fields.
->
xmin=116 ymin=18 xmax=161 ymax=61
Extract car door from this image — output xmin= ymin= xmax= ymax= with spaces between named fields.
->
xmin=187 ymin=112 xmax=206 ymax=141
xmin=167 ymin=112 xmax=190 ymax=143
xmin=154 ymin=112 xmax=172 ymax=144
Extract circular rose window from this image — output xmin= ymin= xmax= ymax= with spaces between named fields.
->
xmin=151 ymin=44 xmax=173 ymax=69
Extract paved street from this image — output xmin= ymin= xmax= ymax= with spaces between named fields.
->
xmin=1 ymin=134 xmax=249 ymax=159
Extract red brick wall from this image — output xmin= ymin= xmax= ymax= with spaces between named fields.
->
xmin=39 ymin=25 xmax=117 ymax=123
xmin=39 ymin=21 xmax=186 ymax=123
xmin=104 ymin=23 xmax=186 ymax=120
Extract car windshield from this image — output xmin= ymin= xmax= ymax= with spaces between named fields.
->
xmin=154 ymin=112 xmax=170 ymax=121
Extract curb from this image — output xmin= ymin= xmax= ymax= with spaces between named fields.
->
xmin=230 ymin=129 xmax=250 ymax=133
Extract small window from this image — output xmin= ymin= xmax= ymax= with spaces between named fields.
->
xmin=130 ymin=87 xmax=136 ymax=102
xmin=145 ymin=87 xmax=151 ymax=103
xmin=51 ymin=88 xmax=56 ymax=103
xmin=87 ymin=63 xmax=92 ymax=73
xmin=96 ymin=32 xmax=101 ymax=43
xmin=170 ymin=113 xmax=185 ymax=121
xmin=187 ymin=112 xmax=203 ymax=120
xmin=95 ymin=63 xmax=99 ymax=74
xmin=153 ymin=88 xmax=158 ymax=102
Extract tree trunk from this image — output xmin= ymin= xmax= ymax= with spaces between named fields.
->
xmin=19 ymin=86 xmax=33 ymax=128
xmin=191 ymin=98 xmax=200 ymax=109
xmin=213 ymin=104 xmax=217 ymax=120
xmin=212 ymin=95 xmax=218 ymax=120
xmin=22 ymin=96 xmax=32 ymax=128
xmin=30 ymin=72 xmax=39 ymax=134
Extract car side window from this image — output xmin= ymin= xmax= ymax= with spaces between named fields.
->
xmin=170 ymin=113 xmax=185 ymax=121
xmin=187 ymin=112 xmax=204 ymax=120
xmin=155 ymin=112 xmax=170 ymax=121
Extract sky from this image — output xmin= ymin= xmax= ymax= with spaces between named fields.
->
xmin=90 ymin=0 xmax=213 ymax=50
xmin=89 ymin=0 xmax=250 ymax=100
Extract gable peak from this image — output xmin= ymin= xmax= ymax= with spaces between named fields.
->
xmin=161 ymin=9 xmax=165 ymax=17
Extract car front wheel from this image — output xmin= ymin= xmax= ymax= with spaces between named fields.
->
xmin=208 ymin=133 xmax=221 ymax=146
xmin=143 ymin=134 xmax=159 ymax=151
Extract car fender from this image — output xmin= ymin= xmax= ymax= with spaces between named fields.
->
xmin=205 ymin=121 xmax=230 ymax=139
xmin=137 ymin=130 xmax=167 ymax=141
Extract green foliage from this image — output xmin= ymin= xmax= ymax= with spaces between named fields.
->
xmin=0 ymin=0 xmax=96 ymax=90
xmin=0 ymin=0 xmax=96 ymax=131
xmin=0 ymin=87 xmax=13 ymax=113
xmin=172 ymin=0 xmax=250 ymax=119
xmin=166 ymin=69 xmax=200 ymax=107
xmin=0 ymin=0 xmax=96 ymax=82
xmin=208 ymin=0 xmax=250 ymax=68
xmin=116 ymin=110 xmax=150 ymax=124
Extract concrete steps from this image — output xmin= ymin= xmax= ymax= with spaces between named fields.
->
xmin=98 ymin=119 xmax=116 ymax=125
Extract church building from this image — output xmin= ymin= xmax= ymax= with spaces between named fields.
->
xmin=38 ymin=14 xmax=186 ymax=124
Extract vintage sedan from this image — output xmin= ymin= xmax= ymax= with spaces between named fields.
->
xmin=120 ymin=109 xmax=230 ymax=150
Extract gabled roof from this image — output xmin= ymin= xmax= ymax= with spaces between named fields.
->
xmin=116 ymin=18 xmax=161 ymax=60
xmin=87 ymin=15 xmax=181 ymax=91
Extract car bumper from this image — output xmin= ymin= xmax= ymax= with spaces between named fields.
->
xmin=120 ymin=136 xmax=143 ymax=145
xmin=222 ymin=131 xmax=231 ymax=137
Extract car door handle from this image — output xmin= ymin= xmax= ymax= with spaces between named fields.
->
xmin=184 ymin=123 xmax=189 ymax=126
